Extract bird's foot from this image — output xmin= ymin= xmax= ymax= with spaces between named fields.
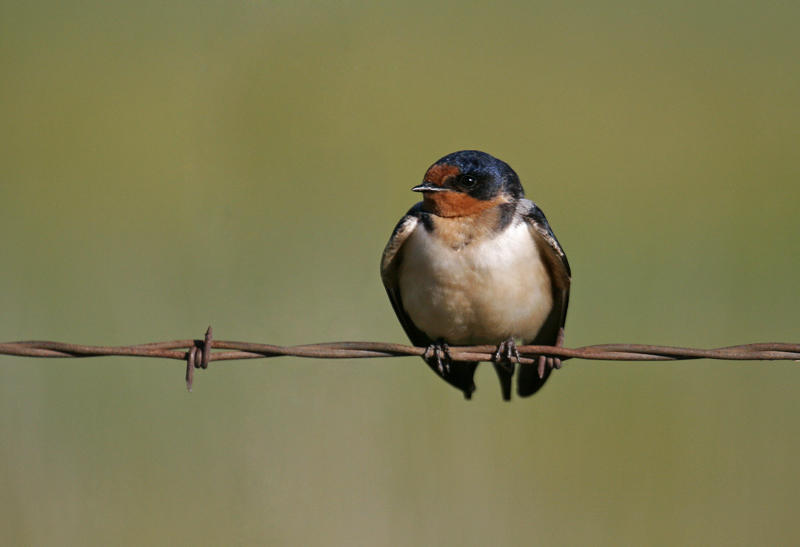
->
xmin=536 ymin=327 xmax=566 ymax=379
xmin=493 ymin=337 xmax=521 ymax=373
xmin=423 ymin=340 xmax=452 ymax=375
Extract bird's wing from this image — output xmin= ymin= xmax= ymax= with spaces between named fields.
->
xmin=380 ymin=203 xmax=433 ymax=348
xmin=517 ymin=199 xmax=572 ymax=396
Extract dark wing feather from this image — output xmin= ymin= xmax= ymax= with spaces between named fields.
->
xmin=380 ymin=204 xmax=431 ymax=347
xmin=380 ymin=203 xmax=480 ymax=398
xmin=516 ymin=200 xmax=572 ymax=397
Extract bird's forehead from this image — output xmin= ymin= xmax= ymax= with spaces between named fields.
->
xmin=424 ymin=163 xmax=461 ymax=185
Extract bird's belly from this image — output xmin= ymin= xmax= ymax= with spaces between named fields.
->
xmin=398 ymin=223 xmax=553 ymax=345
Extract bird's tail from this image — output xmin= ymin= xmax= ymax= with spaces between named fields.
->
xmin=517 ymin=362 xmax=552 ymax=397
xmin=492 ymin=362 xmax=515 ymax=401
xmin=426 ymin=360 xmax=480 ymax=399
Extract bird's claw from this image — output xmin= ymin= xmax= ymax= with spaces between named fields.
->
xmin=423 ymin=340 xmax=452 ymax=375
xmin=493 ymin=338 xmax=520 ymax=373
xmin=536 ymin=355 xmax=563 ymax=378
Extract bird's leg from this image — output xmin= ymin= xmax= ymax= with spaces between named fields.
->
xmin=537 ymin=327 xmax=566 ymax=379
xmin=423 ymin=339 xmax=452 ymax=375
xmin=493 ymin=337 xmax=521 ymax=372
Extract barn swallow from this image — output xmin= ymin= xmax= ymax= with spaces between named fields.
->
xmin=380 ymin=150 xmax=571 ymax=400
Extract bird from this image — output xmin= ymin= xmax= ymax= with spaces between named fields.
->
xmin=380 ymin=150 xmax=571 ymax=400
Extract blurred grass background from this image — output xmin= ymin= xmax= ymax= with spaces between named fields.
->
xmin=1 ymin=1 xmax=799 ymax=545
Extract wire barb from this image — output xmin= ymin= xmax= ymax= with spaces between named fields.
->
xmin=185 ymin=326 xmax=213 ymax=391
xmin=0 ymin=334 xmax=798 ymax=390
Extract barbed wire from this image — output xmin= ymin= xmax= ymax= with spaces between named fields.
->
xmin=1 ymin=327 xmax=798 ymax=390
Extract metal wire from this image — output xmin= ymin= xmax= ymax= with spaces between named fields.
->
xmin=1 ymin=327 xmax=798 ymax=390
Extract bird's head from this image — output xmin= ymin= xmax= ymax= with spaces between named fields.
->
xmin=412 ymin=150 xmax=524 ymax=217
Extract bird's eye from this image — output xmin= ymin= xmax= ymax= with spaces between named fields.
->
xmin=461 ymin=175 xmax=477 ymax=188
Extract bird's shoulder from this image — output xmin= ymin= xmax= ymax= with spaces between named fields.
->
xmin=380 ymin=202 xmax=427 ymax=280
xmin=515 ymin=199 xmax=571 ymax=278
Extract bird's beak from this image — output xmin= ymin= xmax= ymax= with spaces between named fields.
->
xmin=411 ymin=182 xmax=447 ymax=193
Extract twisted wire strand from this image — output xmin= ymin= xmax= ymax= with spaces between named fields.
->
xmin=1 ymin=327 xmax=798 ymax=390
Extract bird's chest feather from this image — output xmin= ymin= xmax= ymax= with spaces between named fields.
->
xmin=398 ymin=218 xmax=553 ymax=345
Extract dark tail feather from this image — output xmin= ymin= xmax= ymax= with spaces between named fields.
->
xmin=426 ymin=360 xmax=480 ymax=399
xmin=492 ymin=362 xmax=514 ymax=401
xmin=517 ymin=362 xmax=551 ymax=397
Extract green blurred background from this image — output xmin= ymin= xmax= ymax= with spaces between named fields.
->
xmin=1 ymin=1 xmax=799 ymax=545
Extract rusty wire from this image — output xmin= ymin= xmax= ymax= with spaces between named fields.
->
xmin=1 ymin=326 xmax=798 ymax=391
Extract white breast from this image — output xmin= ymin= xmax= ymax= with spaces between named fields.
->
xmin=398 ymin=220 xmax=553 ymax=345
